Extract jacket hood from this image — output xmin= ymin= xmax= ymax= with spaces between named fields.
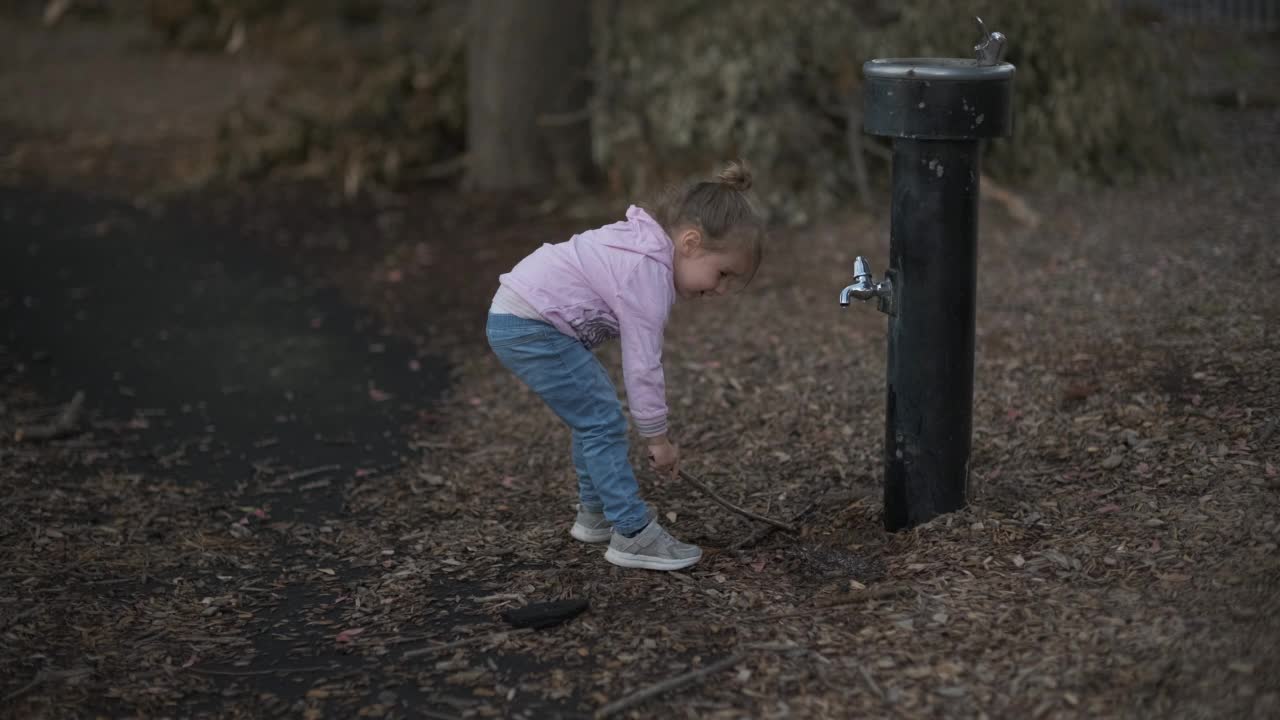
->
xmin=604 ymin=205 xmax=672 ymax=269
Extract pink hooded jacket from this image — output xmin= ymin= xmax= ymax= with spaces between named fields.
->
xmin=497 ymin=206 xmax=674 ymax=437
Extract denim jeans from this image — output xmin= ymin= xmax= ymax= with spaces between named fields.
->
xmin=485 ymin=313 xmax=651 ymax=535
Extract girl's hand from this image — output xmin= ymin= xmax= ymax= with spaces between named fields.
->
xmin=647 ymin=436 xmax=680 ymax=480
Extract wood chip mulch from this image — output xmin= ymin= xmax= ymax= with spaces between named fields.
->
xmin=3 ymin=100 xmax=1278 ymax=720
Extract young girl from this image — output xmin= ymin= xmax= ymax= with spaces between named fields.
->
xmin=486 ymin=161 xmax=766 ymax=571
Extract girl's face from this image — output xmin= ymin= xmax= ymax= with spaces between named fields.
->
xmin=672 ymin=228 xmax=754 ymax=300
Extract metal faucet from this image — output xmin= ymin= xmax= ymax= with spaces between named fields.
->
xmin=973 ymin=16 xmax=1007 ymax=66
xmin=839 ymin=256 xmax=895 ymax=315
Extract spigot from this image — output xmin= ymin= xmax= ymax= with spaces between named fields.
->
xmin=973 ymin=16 xmax=1007 ymax=66
xmin=839 ymin=256 xmax=895 ymax=315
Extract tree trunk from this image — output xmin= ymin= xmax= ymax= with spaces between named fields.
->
xmin=466 ymin=0 xmax=593 ymax=190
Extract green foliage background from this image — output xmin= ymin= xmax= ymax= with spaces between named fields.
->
xmin=594 ymin=0 xmax=1193 ymax=222
xmin=156 ymin=0 xmax=1194 ymax=223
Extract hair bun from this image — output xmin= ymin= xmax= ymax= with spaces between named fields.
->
xmin=716 ymin=160 xmax=753 ymax=192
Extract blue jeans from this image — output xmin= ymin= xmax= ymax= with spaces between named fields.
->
xmin=485 ymin=313 xmax=651 ymax=535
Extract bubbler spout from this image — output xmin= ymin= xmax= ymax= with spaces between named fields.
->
xmin=838 ymin=256 xmax=895 ymax=315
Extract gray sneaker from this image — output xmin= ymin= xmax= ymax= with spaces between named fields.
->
xmin=570 ymin=505 xmax=613 ymax=543
xmin=604 ymin=519 xmax=702 ymax=571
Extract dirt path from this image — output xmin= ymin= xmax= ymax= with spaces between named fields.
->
xmin=0 ymin=15 xmax=279 ymax=190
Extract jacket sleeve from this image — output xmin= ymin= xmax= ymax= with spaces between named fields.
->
xmin=615 ymin=259 xmax=674 ymax=438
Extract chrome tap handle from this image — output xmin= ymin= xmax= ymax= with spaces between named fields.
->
xmin=853 ymin=256 xmax=872 ymax=282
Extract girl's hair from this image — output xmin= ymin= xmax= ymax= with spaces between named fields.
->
xmin=648 ymin=160 xmax=766 ymax=284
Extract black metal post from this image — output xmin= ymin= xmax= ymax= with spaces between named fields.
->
xmin=844 ymin=25 xmax=1014 ymax=531
xmin=883 ymin=138 xmax=982 ymax=530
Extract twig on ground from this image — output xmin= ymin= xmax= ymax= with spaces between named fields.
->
xmin=858 ymin=663 xmax=885 ymax=701
xmin=595 ymin=653 xmax=744 ymax=719
xmin=285 ymin=464 xmax=342 ymax=482
xmin=0 ymin=605 xmax=41 ymax=632
xmin=188 ymin=665 xmax=333 ymax=676
xmin=471 ymin=593 xmax=526 ymax=604
xmin=126 ymin=509 xmax=159 ymax=545
xmin=422 ymin=711 xmax=465 ymax=720
xmin=676 ymin=469 xmax=796 ymax=533
xmin=762 ymin=583 xmax=914 ymax=621
xmin=3 ymin=673 xmax=45 ymax=703
xmin=3 ymin=668 xmax=92 ymax=702
xmin=728 ymin=502 xmax=817 ymax=556
xmin=402 ymin=628 xmax=534 ymax=659
xmin=815 ymin=583 xmax=914 ymax=608
xmin=14 ymin=391 xmax=84 ymax=442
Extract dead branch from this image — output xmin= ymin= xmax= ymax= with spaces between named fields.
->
xmin=285 ymin=464 xmax=341 ymax=482
xmin=677 ymin=469 xmax=796 ymax=533
xmin=3 ymin=668 xmax=91 ymax=703
xmin=536 ymin=106 xmax=593 ymax=128
xmin=14 ymin=391 xmax=84 ymax=442
xmin=0 ymin=605 xmax=40 ymax=632
xmin=846 ymin=100 xmax=872 ymax=209
xmin=188 ymin=665 xmax=332 ymax=676
xmin=126 ymin=508 xmax=159 ymax=545
xmin=859 ymin=137 xmax=1040 ymax=227
xmin=816 ymin=582 xmax=915 ymax=608
xmin=42 ymin=0 xmax=72 ymax=27
xmin=402 ymin=628 xmax=534 ymax=660
xmin=764 ymin=584 xmax=915 ymax=621
xmin=471 ymin=593 xmax=525 ymax=604
xmin=595 ymin=653 xmax=744 ymax=719
xmin=862 ymin=139 xmax=892 ymax=162
xmin=727 ymin=502 xmax=817 ymax=556
xmin=981 ymin=173 xmax=1042 ymax=228
xmin=406 ymin=154 xmax=468 ymax=182
xmin=858 ymin=663 xmax=886 ymax=701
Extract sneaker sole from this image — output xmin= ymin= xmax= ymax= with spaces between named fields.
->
xmin=604 ymin=547 xmax=702 ymax=571
xmin=570 ymin=523 xmax=613 ymax=543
